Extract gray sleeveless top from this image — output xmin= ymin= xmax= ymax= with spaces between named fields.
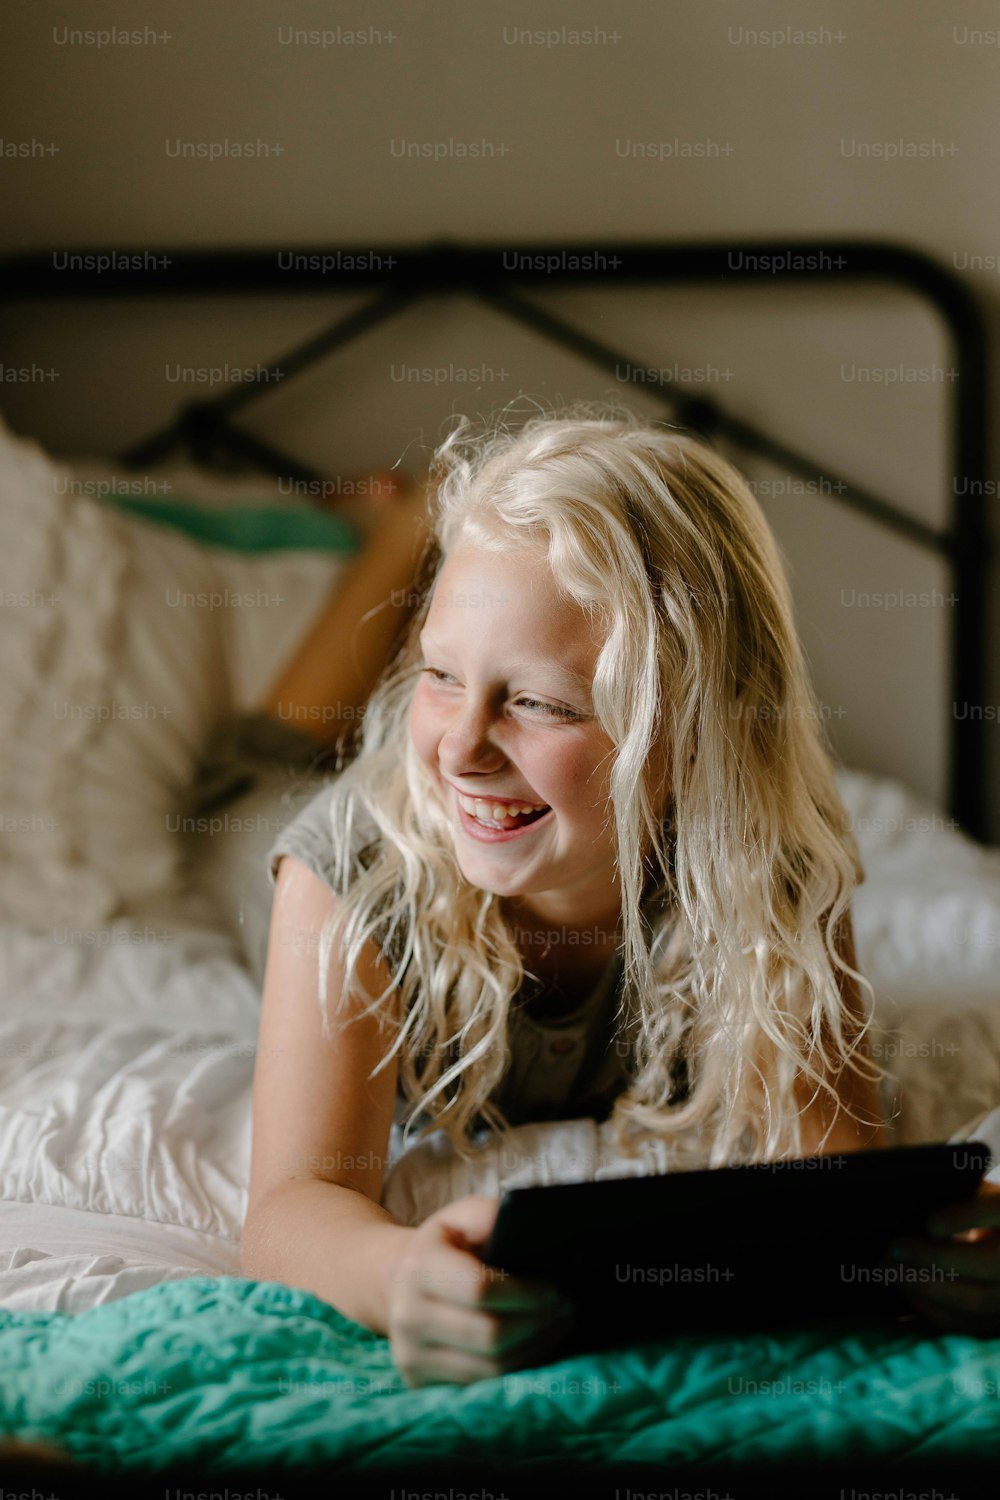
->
xmin=266 ymin=780 xmax=635 ymax=1135
xmin=188 ymin=714 xmax=636 ymax=1137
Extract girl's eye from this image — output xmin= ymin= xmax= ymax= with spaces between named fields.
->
xmin=516 ymin=698 xmax=580 ymax=720
xmin=420 ymin=668 xmax=580 ymax=720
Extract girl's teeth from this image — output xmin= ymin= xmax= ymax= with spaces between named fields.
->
xmin=457 ymin=792 xmax=547 ymax=824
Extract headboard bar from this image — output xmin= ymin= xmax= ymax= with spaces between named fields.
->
xmin=476 ymin=282 xmax=948 ymax=557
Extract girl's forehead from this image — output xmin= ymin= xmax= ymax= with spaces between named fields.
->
xmin=423 ymin=547 xmax=605 ymax=671
xmin=432 ymin=539 xmax=550 ymax=604
xmin=431 ymin=545 xmax=590 ymax=623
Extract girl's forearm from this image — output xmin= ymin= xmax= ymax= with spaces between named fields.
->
xmin=240 ymin=1177 xmax=416 ymax=1335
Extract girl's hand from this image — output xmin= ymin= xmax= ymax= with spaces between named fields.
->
xmin=383 ymin=1194 xmax=577 ymax=1388
xmin=890 ymin=1180 xmax=1000 ymax=1336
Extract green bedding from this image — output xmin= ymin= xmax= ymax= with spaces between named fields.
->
xmin=2 ymin=1276 xmax=999 ymax=1474
xmin=107 ymin=496 xmax=361 ymax=554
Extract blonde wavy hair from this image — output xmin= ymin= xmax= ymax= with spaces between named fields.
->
xmin=314 ymin=404 xmax=883 ymax=1166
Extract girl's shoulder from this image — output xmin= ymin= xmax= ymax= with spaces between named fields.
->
xmin=266 ymin=779 xmax=409 ymax=970
xmin=266 ymin=777 xmax=380 ymax=895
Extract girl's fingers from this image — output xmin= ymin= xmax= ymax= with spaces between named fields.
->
xmin=400 ymin=1345 xmax=502 ymax=1388
xmin=904 ymin=1288 xmax=1000 ymax=1337
xmin=412 ymin=1293 xmax=573 ymax=1361
xmin=402 ymin=1315 xmax=573 ymax=1390
xmin=398 ymin=1246 xmax=487 ymax=1309
xmin=406 ymin=1246 xmax=561 ymax=1316
xmin=924 ymin=1181 xmax=1000 ymax=1237
xmin=497 ymin=1302 xmax=580 ymax=1372
xmin=391 ymin=1196 xmax=574 ymax=1388
xmin=907 ymin=1275 xmax=1000 ymax=1319
xmin=477 ymin=1268 xmax=568 ymax=1314
xmin=905 ymin=1267 xmax=1000 ymax=1315
xmin=891 ymin=1235 xmax=1000 ymax=1282
xmin=432 ymin=1193 xmax=503 ymax=1251
xmin=895 ymin=1225 xmax=1000 ymax=1332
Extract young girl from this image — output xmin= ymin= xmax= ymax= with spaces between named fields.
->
xmin=240 ymin=407 xmax=889 ymax=1388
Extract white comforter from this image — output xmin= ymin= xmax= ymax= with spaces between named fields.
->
xmin=0 ymin=768 xmax=998 ymax=1313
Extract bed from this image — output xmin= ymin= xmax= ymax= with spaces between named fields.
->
xmin=1 ymin=240 xmax=999 ymax=1495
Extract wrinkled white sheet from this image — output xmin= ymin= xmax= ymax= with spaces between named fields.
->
xmin=0 ymin=768 xmax=998 ymax=1312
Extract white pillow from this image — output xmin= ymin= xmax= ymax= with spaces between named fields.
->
xmin=208 ymin=547 xmax=347 ymax=715
xmin=836 ymin=767 xmax=1000 ymax=1143
xmin=63 ymin=455 xmax=352 ymax=713
xmin=836 ymin=766 xmax=1000 ymax=995
xmin=0 ymin=417 xmax=345 ymax=929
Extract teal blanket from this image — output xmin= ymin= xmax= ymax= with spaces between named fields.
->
xmin=2 ymin=1276 xmax=999 ymax=1473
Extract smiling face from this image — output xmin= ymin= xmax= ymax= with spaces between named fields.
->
xmin=408 ymin=537 xmax=623 ymax=934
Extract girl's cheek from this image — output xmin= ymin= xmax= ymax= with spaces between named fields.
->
xmin=407 ymin=691 xmax=434 ymax=767
xmin=559 ymin=738 xmax=614 ymax=803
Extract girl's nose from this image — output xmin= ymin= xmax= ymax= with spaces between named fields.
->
xmin=437 ymin=702 xmax=505 ymax=775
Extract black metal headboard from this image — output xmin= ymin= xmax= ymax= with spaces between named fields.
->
xmin=1 ymin=240 xmax=989 ymax=839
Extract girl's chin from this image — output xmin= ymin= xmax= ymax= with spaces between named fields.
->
xmin=454 ymin=843 xmax=542 ymax=888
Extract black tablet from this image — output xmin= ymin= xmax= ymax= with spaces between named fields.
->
xmin=480 ymin=1141 xmax=992 ymax=1348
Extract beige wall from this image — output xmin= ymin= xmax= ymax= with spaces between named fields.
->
xmin=3 ymin=0 xmax=998 ymax=835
